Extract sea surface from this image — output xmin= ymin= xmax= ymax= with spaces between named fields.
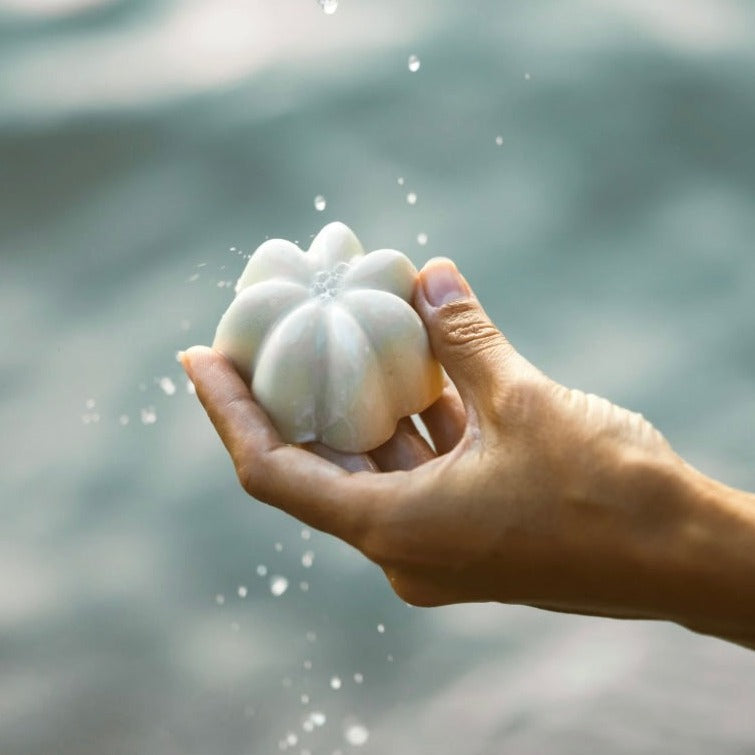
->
xmin=1 ymin=1 xmax=755 ymax=753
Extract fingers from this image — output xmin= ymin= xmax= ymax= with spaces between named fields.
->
xmin=370 ymin=417 xmax=436 ymax=472
xmin=419 ymin=375 xmax=467 ymax=455
xmin=304 ymin=442 xmax=379 ymax=473
xmin=413 ymin=258 xmax=521 ymax=418
xmin=180 ymin=345 xmax=388 ymax=542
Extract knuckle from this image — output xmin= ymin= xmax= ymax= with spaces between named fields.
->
xmin=439 ymin=301 xmax=505 ymax=359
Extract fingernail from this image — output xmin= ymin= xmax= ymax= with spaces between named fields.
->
xmin=422 ymin=258 xmax=468 ymax=307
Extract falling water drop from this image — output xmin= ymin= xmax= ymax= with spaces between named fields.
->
xmin=140 ymin=407 xmax=157 ymax=425
xmin=158 ymin=376 xmax=177 ymax=396
xmin=330 ymin=676 xmax=342 ymax=690
xmin=344 ymin=723 xmax=370 ymax=746
xmin=270 ymin=576 xmax=289 ymax=596
xmin=408 ymin=54 xmax=421 ymax=72
xmin=317 ymin=0 xmax=338 ymax=14
xmin=495 ymin=135 xmax=504 ymax=146
xmin=417 ymin=232 xmax=428 ymax=246
xmin=314 ymin=195 xmax=327 ymax=211
xmin=406 ymin=192 xmax=417 ymax=205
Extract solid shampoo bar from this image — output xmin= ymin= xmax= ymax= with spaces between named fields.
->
xmin=213 ymin=222 xmax=443 ymax=453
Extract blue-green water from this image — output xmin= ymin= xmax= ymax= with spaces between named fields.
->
xmin=2 ymin=2 xmax=755 ymax=753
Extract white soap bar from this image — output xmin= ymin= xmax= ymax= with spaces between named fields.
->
xmin=213 ymin=222 xmax=443 ymax=453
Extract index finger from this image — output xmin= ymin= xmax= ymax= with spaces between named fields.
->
xmin=180 ymin=345 xmax=393 ymax=543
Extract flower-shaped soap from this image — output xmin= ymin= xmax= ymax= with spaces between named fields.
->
xmin=213 ymin=222 xmax=443 ymax=453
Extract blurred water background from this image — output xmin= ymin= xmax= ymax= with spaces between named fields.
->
xmin=2 ymin=1 xmax=755 ymax=753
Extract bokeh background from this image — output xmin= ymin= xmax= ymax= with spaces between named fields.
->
xmin=2 ymin=1 xmax=755 ymax=753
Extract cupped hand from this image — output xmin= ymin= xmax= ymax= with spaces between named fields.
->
xmin=181 ymin=258 xmax=684 ymax=618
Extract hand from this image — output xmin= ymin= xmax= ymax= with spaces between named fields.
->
xmin=181 ymin=259 xmax=755 ymax=644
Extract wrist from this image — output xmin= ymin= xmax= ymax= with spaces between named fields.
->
xmin=630 ymin=456 xmax=755 ymax=646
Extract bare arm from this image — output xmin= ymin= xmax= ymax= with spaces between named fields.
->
xmin=181 ymin=258 xmax=755 ymax=650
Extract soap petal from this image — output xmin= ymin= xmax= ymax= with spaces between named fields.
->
xmin=252 ymin=299 xmax=326 ymax=444
xmin=339 ymin=290 xmax=443 ymax=420
xmin=319 ymin=304 xmax=394 ymax=452
xmin=236 ymin=239 xmax=310 ymax=293
xmin=342 ymin=248 xmax=416 ymax=301
xmin=307 ymin=222 xmax=365 ymax=270
xmin=213 ymin=279 xmax=309 ymax=383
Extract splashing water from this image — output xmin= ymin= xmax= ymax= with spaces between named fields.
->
xmin=406 ymin=192 xmax=417 ymax=205
xmin=317 ymin=0 xmax=338 ymax=14
xmin=408 ymin=54 xmax=421 ymax=72
xmin=314 ymin=194 xmax=327 ymax=211
xmin=330 ymin=676 xmax=342 ymax=690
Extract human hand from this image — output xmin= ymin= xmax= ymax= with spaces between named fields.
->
xmin=181 ymin=258 xmax=755 ymax=642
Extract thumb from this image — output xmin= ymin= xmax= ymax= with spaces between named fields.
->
xmin=414 ymin=257 xmax=520 ymax=415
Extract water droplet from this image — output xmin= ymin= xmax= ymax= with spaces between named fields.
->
xmin=303 ymin=659 xmax=313 ymax=670
xmin=140 ymin=407 xmax=157 ymax=425
xmin=186 ymin=379 xmax=196 ymax=395
xmin=377 ymin=623 xmax=385 ymax=633
xmin=397 ymin=176 xmax=405 ymax=186
xmin=270 ymin=576 xmax=289 ymax=596
xmin=256 ymin=564 xmax=268 ymax=576
xmin=237 ymin=585 xmax=248 ymax=598
xmin=275 ymin=542 xmax=284 ymax=552
xmin=158 ymin=376 xmax=177 ymax=396
xmin=406 ymin=192 xmax=417 ymax=205
xmin=301 ymin=550 xmax=315 ymax=568
xmin=353 ymin=672 xmax=363 ymax=683
xmin=300 ymin=693 xmax=310 ymax=704
xmin=215 ymin=593 xmax=225 ymax=605
xmin=301 ymin=529 xmax=311 ymax=540
xmin=407 ymin=54 xmax=421 ymax=72
xmin=85 ymin=398 xmax=96 ymax=409
xmin=314 ymin=195 xmax=327 ymax=211
xmin=524 ymin=71 xmax=531 ymax=80
xmin=118 ymin=414 xmax=130 ymax=426
xmin=417 ymin=232 xmax=428 ymax=246
xmin=330 ymin=676 xmax=342 ymax=690
xmin=310 ymin=711 xmax=326 ymax=727
xmin=495 ymin=135 xmax=504 ymax=146
xmin=299 ymin=581 xmax=309 ymax=592
xmin=344 ymin=723 xmax=370 ymax=746
xmin=302 ymin=719 xmax=315 ymax=733
xmin=317 ymin=0 xmax=338 ymax=14
xmin=387 ymin=654 xmax=394 ymax=662
xmin=286 ymin=733 xmax=298 ymax=746
xmin=187 ymin=273 xmax=200 ymax=283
